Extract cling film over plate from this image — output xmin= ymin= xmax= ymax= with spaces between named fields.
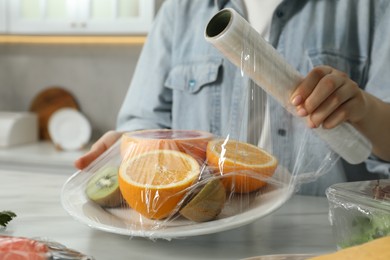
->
xmin=61 ymin=8 xmax=371 ymax=240
xmin=62 ymin=127 xmax=298 ymax=239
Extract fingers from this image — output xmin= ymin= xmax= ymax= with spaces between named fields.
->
xmin=320 ymin=89 xmax=365 ymax=129
xmin=308 ymin=84 xmax=352 ymax=128
xmin=99 ymin=130 xmax=124 ymax=147
xmin=320 ymin=103 xmax=351 ymax=129
xmin=290 ymin=66 xmax=362 ymax=129
xmin=74 ymin=131 xmax=123 ymax=170
xmin=74 ymin=146 xmax=106 ymax=170
xmin=291 ymin=66 xmax=333 ymax=108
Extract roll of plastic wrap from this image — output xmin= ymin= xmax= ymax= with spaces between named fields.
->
xmin=205 ymin=8 xmax=372 ymax=164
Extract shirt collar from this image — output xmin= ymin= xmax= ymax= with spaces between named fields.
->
xmin=214 ymin=0 xmax=246 ymax=16
xmin=214 ymin=0 xmax=228 ymax=9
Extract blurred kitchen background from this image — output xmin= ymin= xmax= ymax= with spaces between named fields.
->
xmin=0 ymin=0 xmax=163 ymax=138
xmin=0 ymin=0 xmax=165 ymax=172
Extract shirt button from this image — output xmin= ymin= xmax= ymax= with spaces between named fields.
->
xmin=188 ymin=79 xmax=196 ymax=88
xmin=278 ymin=129 xmax=286 ymax=136
xmin=276 ymin=9 xmax=284 ymax=18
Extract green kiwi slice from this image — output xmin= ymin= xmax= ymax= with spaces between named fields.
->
xmin=180 ymin=178 xmax=226 ymax=222
xmin=85 ymin=166 xmax=122 ymax=208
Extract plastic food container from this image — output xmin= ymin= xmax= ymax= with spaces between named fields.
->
xmin=326 ymin=179 xmax=390 ymax=249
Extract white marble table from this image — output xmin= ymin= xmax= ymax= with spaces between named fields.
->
xmin=0 ymin=169 xmax=337 ymax=260
xmin=0 ymin=141 xmax=87 ymax=173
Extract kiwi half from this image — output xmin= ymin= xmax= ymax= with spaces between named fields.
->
xmin=180 ymin=178 xmax=226 ymax=222
xmin=85 ymin=166 xmax=122 ymax=208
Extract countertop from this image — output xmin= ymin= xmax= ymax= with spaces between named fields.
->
xmin=0 ymin=168 xmax=337 ymax=260
xmin=0 ymin=141 xmax=87 ymax=173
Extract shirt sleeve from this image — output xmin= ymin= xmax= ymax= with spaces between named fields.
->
xmin=116 ymin=1 xmax=175 ymax=132
xmin=364 ymin=1 xmax=390 ymax=102
xmin=364 ymin=1 xmax=390 ymax=173
xmin=366 ymin=155 xmax=390 ymax=176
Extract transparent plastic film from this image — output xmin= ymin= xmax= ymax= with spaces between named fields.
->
xmin=326 ymin=180 xmax=390 ymax=249
xmin=62 ymin=129 xmax=293 ymax=240
xmin=204 ymin=8 xmax=372 ymax=165
xmin=0 ymin=236 xmax=94 ymax=260
xmin=59 ymin=7 xmax=376 ymax=241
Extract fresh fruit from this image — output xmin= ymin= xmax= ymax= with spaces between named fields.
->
xmin=85 ymin=166 xmax=122 ymax=208
xmin=0 ymin=236 xmax=49 ymax=260
xmin=118 ymin=149 xmax=200 ymax=220
xmin=206 ymin=139 xmax=278 ymax=193
xmin=120 ymin=129 xmax=213 ymax=162
xmin=180 ymin=178 xmax=226 ymax=222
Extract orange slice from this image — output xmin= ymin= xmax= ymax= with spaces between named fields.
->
xmin=206 ymin=139 xmax=278 ymax=193
xmin=118 ymin=149 xmax=200 ymax=220
xmin=120 ymin=129 xmax=213 ymax=162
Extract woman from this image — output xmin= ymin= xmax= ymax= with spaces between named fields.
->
xmin=76 ymin=0 xmax=390 ymax=195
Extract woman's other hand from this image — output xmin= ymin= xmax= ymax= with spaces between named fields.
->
xmin=74 ymin=130 xmax=123 ymax=170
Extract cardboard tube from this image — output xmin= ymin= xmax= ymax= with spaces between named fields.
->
xmin=205 ymin=8 xmax=372 ymax=164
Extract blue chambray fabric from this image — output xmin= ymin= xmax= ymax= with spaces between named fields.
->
xmin=117 ymin=0 xmax=390 ymax=196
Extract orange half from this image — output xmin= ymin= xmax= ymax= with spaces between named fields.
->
xmin=118 ymin=149 xmax=200 ymax=220
xmin=206 ymin=139 xmax=278 ymax=193
xmin=120 ymin=129 xmax=214 ymax=162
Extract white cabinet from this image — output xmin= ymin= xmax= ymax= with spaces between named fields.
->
xmin=8 ymin=0 xmax=155 ymax=35
xmin=0 ymin=0 xmax=6 ymax=32
xmin=79 ymin=0 xmax=155 ymax=34
xmin=9 ymin=0 xmax=77 ymax=34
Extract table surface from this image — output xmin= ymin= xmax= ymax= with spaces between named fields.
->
xmin=0 ymin=169 xmax=337 ymax=260
xmin=0 ymin=141 xmax=86 ymax=173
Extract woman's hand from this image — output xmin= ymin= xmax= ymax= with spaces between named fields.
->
xmin=290 ymin=65 xmax=390 ymax=161
xmin=290 ymin=65 xmax=368 ymax=129
xmin=74 ymin=130 xmax=123 ymax=170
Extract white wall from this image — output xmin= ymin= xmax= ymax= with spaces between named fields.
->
xmin=0 ymin=43 xmax=143 ymax=140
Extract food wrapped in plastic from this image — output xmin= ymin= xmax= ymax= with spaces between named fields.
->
xmin=326 ymin=180 xmax=390 ymax=249
xmin=0 ymin=235 xmax=94 ymax=260
xmin=63 ymin=127 xmax=335 ymax=239
xmin=61 ymin=9 xmax=368 ymax=240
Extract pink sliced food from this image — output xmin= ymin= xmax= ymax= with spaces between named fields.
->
xmin=0 ymin=236 xmax=49 ymax=260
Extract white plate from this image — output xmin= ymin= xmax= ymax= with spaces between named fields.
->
xmin=61 ymin=167 xmax=294 ymax=240
xmin=48 ymin=108 xmax=91 ymax=151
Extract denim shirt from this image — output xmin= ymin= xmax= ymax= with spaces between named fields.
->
xmin=117 ymin=0 xmax=390 ymax=195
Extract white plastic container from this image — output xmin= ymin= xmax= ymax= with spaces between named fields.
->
xmin=326 ymin=180 xmax=390 ymax=249
xmin=0 ymin=112 xmax=38 ymax=147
